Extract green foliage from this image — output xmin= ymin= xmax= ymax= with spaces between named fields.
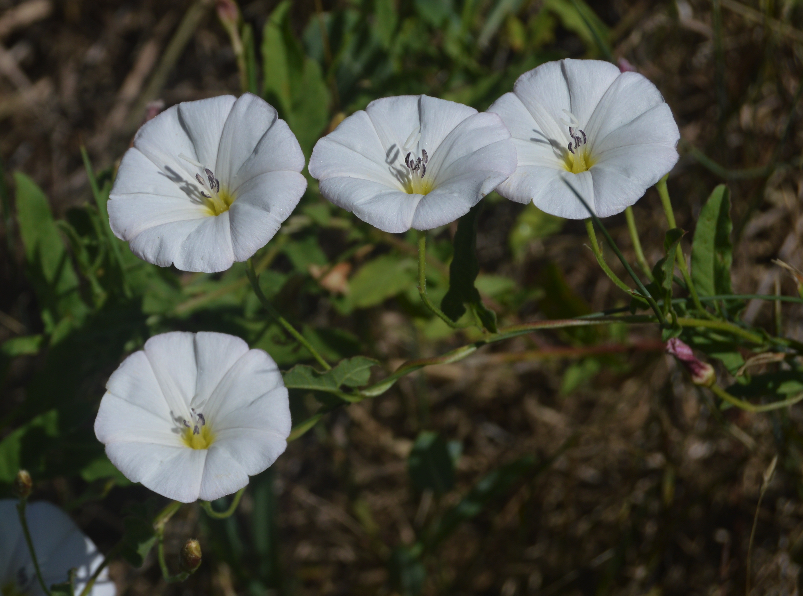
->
xmin=508 ymin=203 xmax=565 ymax=261
xmin=389 ymin=545 xmax=426 ymax=596
xmin=408 ymin=431 xmax=456 ymax=494
xmin=343 ymin=254 xmax=417 ymax=311
xmin=283 ymin=356 xmax=378 ymax=394
xmin=691 ymin=185 xmax=733 ymax=297
xmin=120 ymin=502 xmax=159 ymax=567
xmin=441 ymin=204 xmax=498 ymax=332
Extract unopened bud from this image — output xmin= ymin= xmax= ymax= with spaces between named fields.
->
xmin=13 ymin=469 xmax=32 ymax=499
xmin=180 ymin=539 xmax=202 ymax=573
xmin=666 ymin=338 xmax=715 ymax=387
xmin=617 ymin=57 xmax=637 ymax=72
xmin=216 ymin=0 xmax=241 ymax=31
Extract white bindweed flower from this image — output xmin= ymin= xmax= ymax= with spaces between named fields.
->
xmin=488 ymin=59 xmax=680 ymax=219
xmin=108 ymin=93 xmax=307 ymax=272
xmin=308 ymin=95 xmax=517 ymax=233
xmin=0 ymin=500 xmax=116 ymax=596
xmin=94 ymin=331 xmax=291 ymax=503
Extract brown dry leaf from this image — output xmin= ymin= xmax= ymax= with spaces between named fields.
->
xmin=309 ymin=262 xmax=352 ymax=294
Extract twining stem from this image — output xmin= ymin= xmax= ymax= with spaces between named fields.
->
xmin=585 ymin=219 xmax=637 ymax=294
xmin=16 ymin=500 xmax=52 ymax=596
xmin=417 ymin=232 xmax=462 ymax=329
xmin=155 ymin=501 xmax=190 ymax=583
xmin=246 ymin=258 xmax=331 ymax=371
xmin=709 ymin=384 xmax=803 ymax=413
xmin=201 ymin=487 xmax=246 ymax=519
xmin=655 ymin=176 xmax=710 ymax=317
xmin=624 ymin=206 xmax=653 ymax=280
xmin=676 ymin=317 xmax=765 ymax=345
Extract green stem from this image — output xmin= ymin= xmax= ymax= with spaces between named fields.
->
xmin=246 ymin=258 xmax=331 ymax=371
xmin=709 ymin=384 xmax=803 ymax=413
xmin=201 ymin=487 xmax=246 ymax=519
xmin=656 ymin=176 xmax=711 ymax=317
xmin=676 ymin=317 xmax=765 ymax=345
xmin=624 ymin=206 xmax=653 ymax=280
xmin=417 ymin=233 xmax=462 ymax=329
xmin=154 ymin=501 xmax=193 ymax=583
xmin=585 ymin=219 xmax=638 ymax=295
xmin=77 ymin=544 xmax=121 ymax=596
xmin=16 ymin=500 xmax=52 ymax=596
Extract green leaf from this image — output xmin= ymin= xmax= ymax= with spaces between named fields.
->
xmin=543 ymin=0 xmax=611 ymax=57
xmin=347 ymin=254 xmax=417 ymax=310
xmin=14 ymin=173 xmax=88 ymax=331
xmin=727 ymin=371 xmax=803 ymax=399
xmin=48 ymin=568 xmax=76 ymax=596
xmin=0 ymin=335 xmax=44 ymax=357
xmin=261 ymin=1 xmax=331 ymax=155
xmin=656 ymin=228 xmax=685 ymax=292
xmin=560 ymin=358 xmax=601 ymax=394
xmin=440 ymin=204 xmax=498 ymax=332
xmin=283 ymin=356 xmax=378 ymax=393
xmin=374 ymin=0 xmax=398 ymax=48
xmin=0 ymin=409 xmax=59 ymax=484
xmin=388 ymin=544 xmax=426 ymax=596
xmin=408 ymin=431 xmax=455 ymax=495
xmin=425 ymin=456 xmax=536 ymax=549
xmin=691 ymin=185 xmax=733 ymax=297
xmin=80 ymin=456 xmax=131 ymax=485
xmin=120 ymin=502 xmax=159 ymax=568
xmin=508 ymin=202 xmax=565 ymax=261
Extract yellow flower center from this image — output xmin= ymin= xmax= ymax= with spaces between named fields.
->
xmin=182 ymin=424 xmax=215 ymax=449
xmin=564 ymin=147 xmax=595 ymax=174
xmin=203 ymin=187 xmax=236 ymax=216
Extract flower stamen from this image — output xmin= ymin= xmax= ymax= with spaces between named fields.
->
xmin=180 ymin=407 xmax=214 ymax=449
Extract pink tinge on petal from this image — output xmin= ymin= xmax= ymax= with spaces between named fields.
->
xmin=666 ymin=338 xmax=715 ymax=386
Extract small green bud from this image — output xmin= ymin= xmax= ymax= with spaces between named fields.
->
xmin=13 ymin=469 xmax=32 ymax=499
xmin=180 ymin=539 xmax=202 ymax=573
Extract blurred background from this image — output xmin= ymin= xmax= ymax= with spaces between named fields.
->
xmin=0 ymin=0 xmax=802 ymax=594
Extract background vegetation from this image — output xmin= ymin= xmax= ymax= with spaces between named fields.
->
xmin=1 ymin=0 xmax=803 ymax=594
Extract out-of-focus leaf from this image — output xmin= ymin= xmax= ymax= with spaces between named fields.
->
xmin=425 ymin=456 xmax=536 ymax=549
xmin=347 ymin=254 xmax=417 ymax=310
xmin=508 ymin=203 xmax=565 ymax=261
xmin=413 ymin=0 xmax=456 ymax=27
xmin=14 ymin=173 xmax=88 ymax=331
xmin=441 ymin=204 xmax=497 ymax=332
xmin=0 ymin=409 xmax=58 ymax=484
xmin=691 ymin=185 xmax=733 ymax=297
xmin=284 ymin=356 xmax=378 ymax=392
xmin=408 ymin=431 xmax=455 ymax=495
xmin=478 ymin=0 xmax=525 ymax=47
xmin=684 ymin=331 xmax=744 ymax=374
xmin=120 ymin=502 xmax=159 ymax=568
xmin=80 ymin=456 xmax=131 ymax=485
xmin=375 ymin=0 xmax=398 ymax=48
xmin=538 ymin=262 xmax=597 ymax=344
xmin=652 ymin=228 xmax=685 ymax=293
xmin=0 ymin=335 xmax=44 ymax=357
xmin=543 ymin=0 xmax=611 ymax=56
xmin=282 ymin=234 xmax=328 ymax=272
xmin=388 ymin=544 xmax=426 ymax=596
xmin=262 ymin=1 xmax=331 ymax=154
xmin=727 ymin=371 xmax=803 ymax=398
xmin=560 ymin=358 xmax=601 ymax=394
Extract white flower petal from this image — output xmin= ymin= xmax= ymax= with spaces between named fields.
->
xmin=585 ymin=71 xmax=670 ymax=153
xmin=309 ymin=136 xmax=405 ymax=189
xmin=364 ymin=95 xmax=421 ymax=155
xmin=228 ymin=171 xmax=307 ymax=261
xmin=214 ymin=386 xmax=291 ymax=444
xmin=103 ymin=350 xmax=172 ymax=421
xmin=173 ymin=212 xmax=235 ymax=273
xmin=95 ymin=394 xmax=178 ymax=446
xmin=418 ymin=95 xmax=477 ymax=151
xmin=320 ymin=177 xmax=421 ymax=233
xmin=137 ymin=446 xmax=207 ymax=503
xmin=132 ymin=104 xmax=198 ymax=184
xmin=111 ymin=148 xmax=197 ymax=201
xmin=592 ymin=103 xmax=680 ymax=157
xmin=143 ymin=332 xmax=196 ymax=419
xmin=509 ymin=61 xmax=571 ymax=143
xmin=560 ymin=59 xmax=620 ymax=127
xmin=213 ymin=427 xmax=288 ymax=476
xmin=198 ymin=446 xmax=250 ymax=502
xmin=203 ymin=349 xmax=285 ymax=425
xmin=215 ymin=93 xmax=278 ymax=185
xmin=126 ymin=217 xmax=206 ymax=269
xmin=178 ymin=95 xmax=236 ymax=168
xmin=192 ymin=332 xmax=250 ymax=408
xmin=487 ymin=92 xmax=564 ymax=168
xmin=229 ymin=118 xmax=305 ymax=190
xmin=0 ymin=501 xmax=115 ymax=596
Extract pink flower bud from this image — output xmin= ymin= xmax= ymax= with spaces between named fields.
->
xmin=617 ymin=57 xmax=637 ymax=73
xmin=216 ymin=0 xmax=240 ymax=29
xmin=666 ymin=338 xmax=715 ymax=387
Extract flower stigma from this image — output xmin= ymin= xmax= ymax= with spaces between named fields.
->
xmin=179 ymin=154 xmax=236 ymax=216
xmin=559 ymin=110 xmax=593 ymax=174
xmin=180 ymin=408 xmax=215 ymax=450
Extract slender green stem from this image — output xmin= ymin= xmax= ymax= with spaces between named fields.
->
xmin=154 ymin=501 xmax=193 ymax=583
xmin=656 ymin=176 xmax=711 ymax=317
xmin=201 ymin=487 xmax=246 ymax=519
xmin=246 ymin=258 xmax=331 ymax=371
xmin=16 ymin=500 xmax=52 ymax=596
xmin=676 ymin=317 xmax=765 ymax=345
xmin=585 ymin=219 xmax=637 ymax=295
xmin=710 ymin=384 xmax=803 ymax=413
xmin=78 ymin=544 xmax=121 ymax=596
xmin=417 ymin=233 xmax=462 ymax=329
xmin=624 ymin=207 xmax=653 ymax=280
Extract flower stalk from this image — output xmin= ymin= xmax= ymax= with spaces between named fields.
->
xmin=417 ymin=233 xmax=462 ymax=329
xmin=246 ymin=259 xmax=331 ymax=370
xmin=201 ymin=486 xmax=246 ymax=519
xmin=15 ymin=499 xmax=52 ymax=596
xmin=624 ymin=206 xmax=653 ymax=281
